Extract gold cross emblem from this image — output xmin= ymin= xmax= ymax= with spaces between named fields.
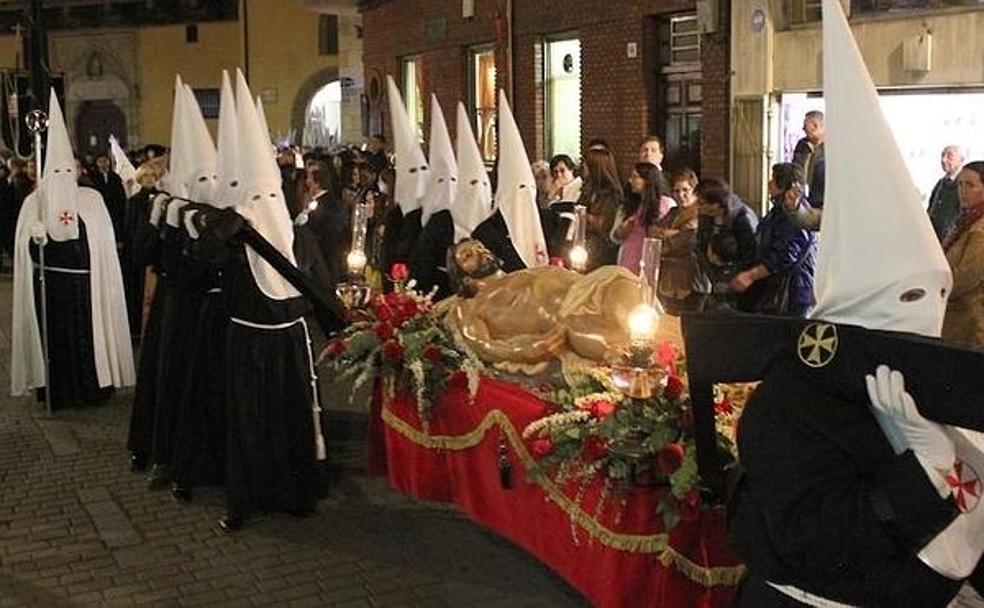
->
xmin=797 ymin=322 xmax=838 ymax=368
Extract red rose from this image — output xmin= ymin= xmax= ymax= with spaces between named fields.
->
xmin=674 ymin=489 xmax=701 ymax=522
xmin=714 ymin=396 xmax=734 ymax=416
xmin=664 ymin=374 xmax=685 ymax=401
xmin=381 ymin=340 xmax=404 ymax=362
xmin=530 ymin=437 xmax=553 ymax=458
xmin=390 ymin=263 xmax=409 ymax=282
xmin=423 ymin=344 xmax=443 ymax=363
xmin=582 ymin=435 xmax=609 ymax=460
xmin=374 ymin=302 xmax=393 ymax=323
xmin=325 ymin=339 xmax=347 ymax=358
xmin=657 ymin=442 xmax=685 ymax=475
xmin=584 ymin=398 xmax=616 ymax=419
xmin=374 ymin=323 xmax=394 ymax=341
xmin=398 ymin=298 xmax=420 ymax=319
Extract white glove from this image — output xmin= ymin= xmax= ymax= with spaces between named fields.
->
xmin=165 ymin=198 xmax=187 ymax=228
xmin=149 ymin=194 xmax=168 ymax=227
xmin=918 ymin=427 xmax=984 ymax=579
xmin=183 ymin=210 xmax=200 ymax=239
xmin=865 ymin=365 xmax=955 ymax=496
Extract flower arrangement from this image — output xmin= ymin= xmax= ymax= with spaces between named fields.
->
xmin=523 ymin=348 xmax=737 ymax=531
xmin=321 ymin=264 xmax=483 ymax=423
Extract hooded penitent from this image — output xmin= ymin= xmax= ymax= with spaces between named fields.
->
xmin=234 ymin=69 xmax=301 ymax=300
xmin=40 ymin=89 xmax=81 ymax=243
xmin=181 ymin=84 xmax=218 ymax=203
xmin=494 ymin=89 xmax=548 ymax=268
xmin=385 ymin=75 xmax=428 ymax=215
xmin=163 ymin=75 xmax=188 ymax=199
xmin=809 ymin=0 xmax=952 ymax=338
xmin=213 ymin=70 xmax=241 ymax=210
xmin=109 ymin=134 xmax=137 ymax=198
xmin=421 ymin=94 xmax=456 ymax=226
xmin=454 ymin=101 xmax=493 ymax=242
xmin=11 ymin=88 xmax=135 ymax=396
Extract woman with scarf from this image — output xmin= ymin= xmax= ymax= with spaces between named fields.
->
xmin=942 ymin=160 xmax=984 ymax=347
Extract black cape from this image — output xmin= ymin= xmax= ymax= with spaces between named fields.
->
xmin=408 ymin=209 xmax=453 ymax=300
xmin=471 ymin=209 xmax=526 ymax=273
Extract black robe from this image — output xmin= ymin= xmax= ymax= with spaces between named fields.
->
xmin=169 ymin=204 xmax=228 ymax=490
xmin=195 ymin=208 xmax=344 ymax=521
xmin=408 ymin=209 xmax=453 ymax=300
xmin=121 ymin=187 xmax=158 ymax=336
xmin=471 ymin=210 xmax=526 ymax=273
xmin=29 ymin=220 xmax=106 ymax=409
xmin=126 ymin=217 xmax=165 ymax=460
xmin=730 ymin=353 xmax=964 ymax=606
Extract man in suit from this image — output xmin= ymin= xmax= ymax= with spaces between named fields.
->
xmin=91 ymin=152 xmax=128 ymax=243
xmin=927 ymin=145 xmax=964 ymax=241
xmin=297 ymin=158 xmax=350 ymax=282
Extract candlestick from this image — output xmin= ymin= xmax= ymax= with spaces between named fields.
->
xmin=569 ymin=204 xmax=589 ymax=272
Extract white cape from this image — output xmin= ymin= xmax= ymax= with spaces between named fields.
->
xmin=11 ymin=187 xmax=136 ymax=396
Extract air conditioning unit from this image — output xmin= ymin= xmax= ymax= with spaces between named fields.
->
xmin=696 ymin=0 xmax=719 ymax=34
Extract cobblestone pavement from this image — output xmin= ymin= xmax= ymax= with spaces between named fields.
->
xmin=0 ymin=276 xmax=588 ymax=608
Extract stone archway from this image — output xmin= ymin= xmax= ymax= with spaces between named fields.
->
xmin=291 ymin=66 xmax=341 ymax=145
xmin=75 ymin=100 xmax=127 ymax=154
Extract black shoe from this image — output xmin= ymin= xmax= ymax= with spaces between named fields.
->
xmin=146 ymin=464 xmax=170 ymax=489
xmin=218 ymin=514 xmax=242 ymax=533
xmin=130 ymin=452 xmax=148 ymax=473
xmin=170 ymin=483 xmax=191 ymax=503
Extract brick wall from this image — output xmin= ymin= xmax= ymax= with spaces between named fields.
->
xmin=362 ymin=0 xmax=730 ymax=180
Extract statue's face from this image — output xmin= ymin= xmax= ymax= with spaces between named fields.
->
xmin=454 ymin=239 xmax=499 ymax=279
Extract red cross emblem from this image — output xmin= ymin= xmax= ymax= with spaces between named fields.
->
xmin=946 ymin=459 xmax=982 ymax=513
xmin=58 ymin=211 xmax=75 ymax=226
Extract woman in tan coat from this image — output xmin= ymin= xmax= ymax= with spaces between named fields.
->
xmin=652 ymin=169 xmax=700 ymax=313
xmin=942 ymin=160 xmax=984 ymax=347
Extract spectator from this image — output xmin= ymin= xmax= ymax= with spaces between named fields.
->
xmin=941 ymin=160 xmax=984 ymax=347
xmin=297 ymin=159 xmax=349 ymax=281
xmin=531 ymin=160 xmax=551 ymax=208
xmin=90 ymin=152 xmax=127 ymax=241
xmin=611 ymin=162 xmax=668 ymax=273
xmin=732 ymin=163 xmax=816 ymax=318
xmin=705 ymin=232 xmax=740 ymax=311
xmin=693 ymin=177 xmax=758 ymax=309
xmin=654 ymin=168 xmax=701 ymax=312
xmin=577 ymin=147 xmax=623 ymax=270
xmin=638 ymin=135 xmax=671 ymax=194
xmin=792 ymin=110 xmax=826 ymax=208
xmin=927 ymin=145 xmax=965 ymax=241
xmin=546 ymin=154 xmax=582 ymax=204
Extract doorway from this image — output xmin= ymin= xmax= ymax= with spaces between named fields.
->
xmin=74 ymin=100 xmax=126 ymax=155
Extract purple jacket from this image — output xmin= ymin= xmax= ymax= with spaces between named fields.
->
xmin=756 ymin=196 xmax=816 ymax=306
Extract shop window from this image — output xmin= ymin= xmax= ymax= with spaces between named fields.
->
xmin=468 ymin=45 xmax=497 ymax=162
xmin=319 ymin=15 xmax=339 ymax=56
xmin=544 ymin=37 xmax=581 ymax=160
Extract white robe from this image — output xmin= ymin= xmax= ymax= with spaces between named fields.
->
xmin=10 ymin=187 xmax=136 ymax=396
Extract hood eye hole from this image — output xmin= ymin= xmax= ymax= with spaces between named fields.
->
xmin=450 ymin=177 xmax=457 ymax=182
xmin=438 ymin=178 xmax=444 ymax=183
xmin=420 ymin=166 xmax=428 ymax=171
xmin=198 ymin=176 xmax=207 ymax=182
xmin=518 ymin=184 xmax=526 ymax=189
xmin=230 ymin=180 xmax=239 ymax=187
xmin=408 ymin=168 xmax=417 ymax=174
xmin=470 ymin=179 xmax=478 ymax=185
xmin=269 ymin=193 xmax=276 ymax=198
xmin=251 ymin=194 xmax=261 ymax=201
xmin=54 ymin=169 xmax=60 ymax=173
xmin=900 ymin=288 xmax=926 ymax=303
xmin=941 ymin=288 xmax=948 ymax=299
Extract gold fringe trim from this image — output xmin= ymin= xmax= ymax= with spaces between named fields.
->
xmin=380 ymin=405 xmax=746 ymax=587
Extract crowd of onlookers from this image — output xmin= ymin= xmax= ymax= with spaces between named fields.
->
xmin=1 ymin=107 xmax=980 ymax=349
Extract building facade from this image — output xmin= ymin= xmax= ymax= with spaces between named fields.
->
xmin=731 ymin=0 xmax=984 ymax=211
xmin=0 ymin=0 xmax=364 ymax=154
xmin=360 ymin=0 xmax=732 ymax=180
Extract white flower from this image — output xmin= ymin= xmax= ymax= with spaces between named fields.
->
xmin=522 ymin=410 xmax=592 ymax=439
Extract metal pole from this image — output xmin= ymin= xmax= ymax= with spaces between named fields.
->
xmin=26 ymin=109 xmax=49 ymax=416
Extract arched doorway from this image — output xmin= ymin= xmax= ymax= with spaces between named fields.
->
xmin=74 ymin=100 xmax=126 ymax=155
xmin=303 ymin=81 xmax=341 ymax=148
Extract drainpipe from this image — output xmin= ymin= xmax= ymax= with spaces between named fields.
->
xmin=240 ymin=0 xmax=250 ymax=81
xmin=506 ymin=0 xmax=513 ymax=104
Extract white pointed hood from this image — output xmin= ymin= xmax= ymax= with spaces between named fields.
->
xmin=454 ymin=101 xmax=493 ymax=241
xmin=181 ymin=84 xmax=218 ymax=203
xmin=810 ymin=0 xmax=951 ymax=337
xmin=255 ymin=95 xmax=272 ymax=147
xmin=165 ymin=75 xmax=188 ymax=199
xmin=422 ymin=94 xmax=456 ymax=226
xmin=493 ymin=90 xmax=547 ymax=268
xmin=214 ymin=70 xmax=241 ymax=209
xmin=108 ymin=134 xmax=137 ymax=198
xmin=40 ymin=88 xmax=80 ymax=242
xmin=386 ymin=75 xmax=428 ymax=214
xmin=235 ymin=69 xmax=300 ymax=300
